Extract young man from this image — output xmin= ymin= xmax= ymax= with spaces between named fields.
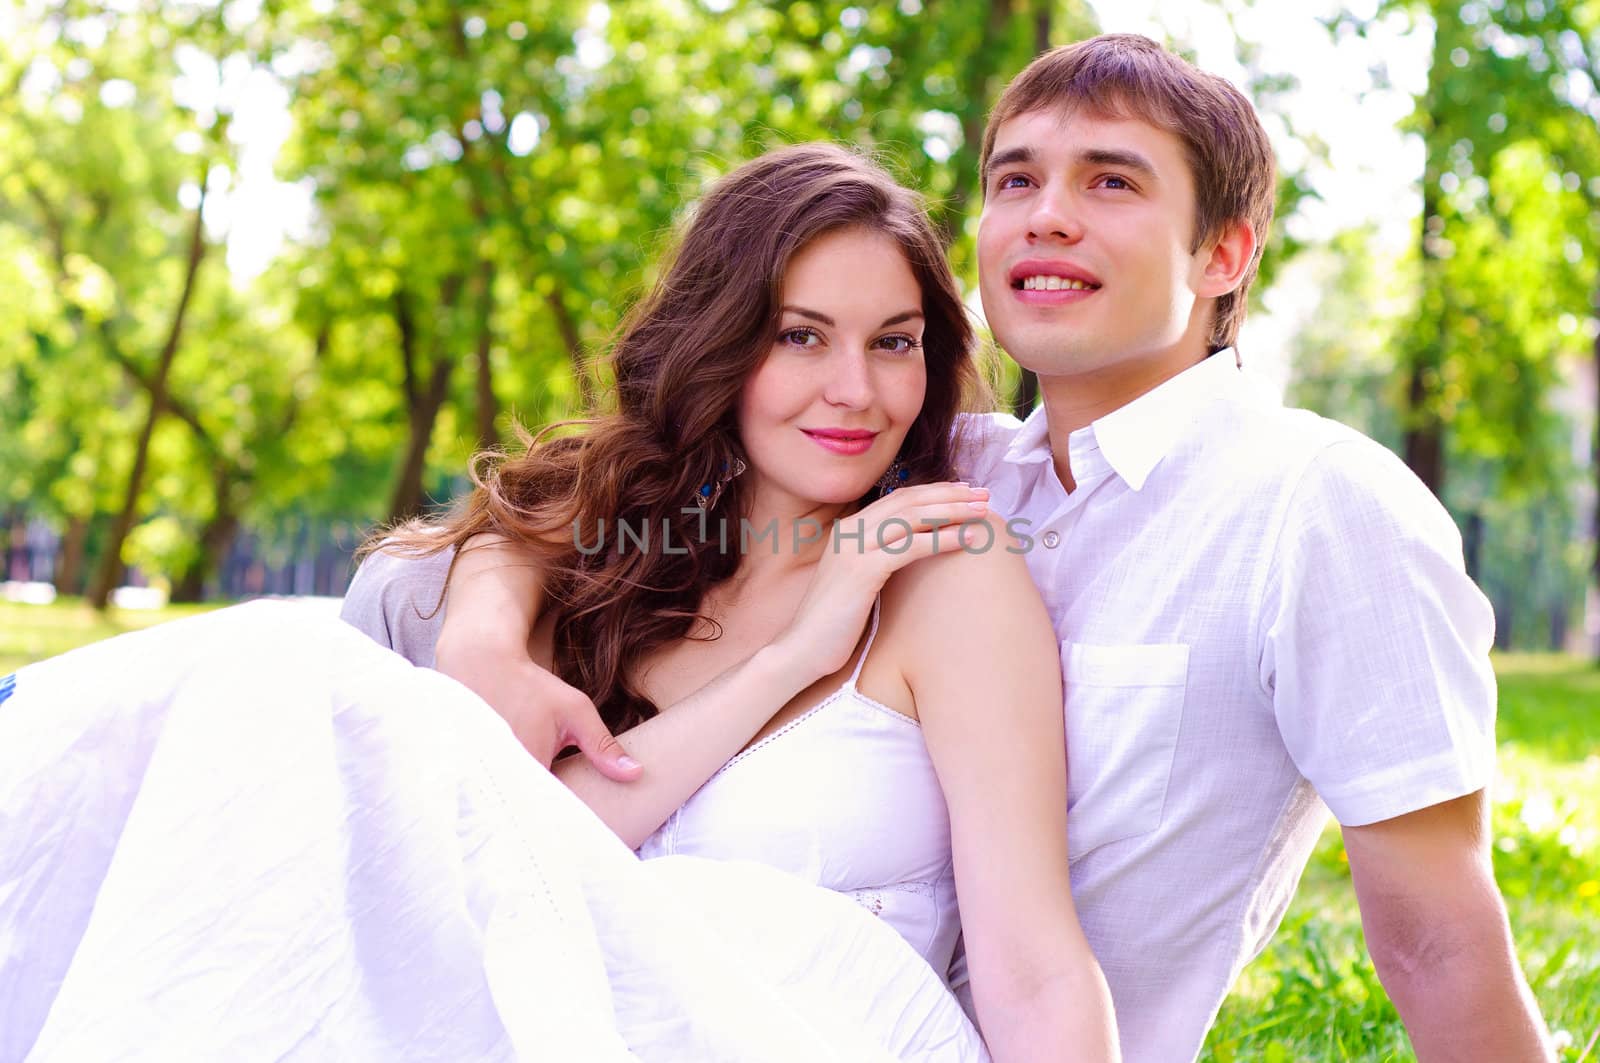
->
xmin=948 ymin=33 xmax=1549 ymax=1061
xmin=342 ymin=34 xmax=1551 ymax=1061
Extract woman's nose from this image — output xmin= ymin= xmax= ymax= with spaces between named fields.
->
xmin=822 ymin=347 xmax=873 ymax=408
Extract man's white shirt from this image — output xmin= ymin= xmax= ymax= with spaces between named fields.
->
xmin=949 ymin=351 xmax=1497 ymax=1063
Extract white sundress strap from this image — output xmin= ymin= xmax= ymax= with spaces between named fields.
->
xmin=845 ymin=596 xmax=883 ymax=688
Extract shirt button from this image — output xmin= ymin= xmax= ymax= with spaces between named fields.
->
xmin=1042 ymin=531 xmax=1061 ymax=549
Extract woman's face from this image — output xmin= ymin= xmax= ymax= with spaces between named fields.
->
xmin=736 ymin=227 xmax=928 ymax=512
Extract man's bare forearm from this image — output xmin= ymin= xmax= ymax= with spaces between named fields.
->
xmin=1366 ymin=891 xmax=1549 ymax=1060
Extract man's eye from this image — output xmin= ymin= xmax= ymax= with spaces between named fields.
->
xmin=997 ymin=174 xmax=1031 ymax=190
xmin=1099 ymin=175 xmax=1132 ymax=190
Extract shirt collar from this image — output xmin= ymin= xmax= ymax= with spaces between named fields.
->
xmin=1001 ymin=349 xmax=1264 ymax=490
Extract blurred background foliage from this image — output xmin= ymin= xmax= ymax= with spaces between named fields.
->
xmin=3 ymin=3 xmax=1599 ymax=1057
xmin=1 ymin=0 xmax=1597 ymax=657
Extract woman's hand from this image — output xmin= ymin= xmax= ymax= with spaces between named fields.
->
xmin=771 ymin=482 xmax=990 ymax=677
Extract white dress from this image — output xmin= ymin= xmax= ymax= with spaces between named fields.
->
xmin=0 ymin=600 xmax=988 ymax=1062
xmin=637 ymin=599 xmax=962 ymax=982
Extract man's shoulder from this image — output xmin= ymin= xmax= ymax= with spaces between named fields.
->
xmin=952 ymin=410 xmax=1026 ymax=481
xmin=1202 ymin=400 xmax=1462 ymax=558
xmin=1201 ymin=398 xmax=1421 ymax=499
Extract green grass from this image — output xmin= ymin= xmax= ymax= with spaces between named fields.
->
xmin=1204 ymin=654 xmax=1600 ymax=1062
xmin=0 ymin=597 xmax=222 ymax=674
xmin=4 ymin=604 xmax=1596 ymax=1058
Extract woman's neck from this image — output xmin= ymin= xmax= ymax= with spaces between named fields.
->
xmin=734 ymin=488 xmax=856 ymax=578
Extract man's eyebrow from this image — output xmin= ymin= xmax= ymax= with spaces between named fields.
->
xmin=780 ymin=307 xmax=924 ymax=328
xmin=983 ymin=146 xmax=1035 ymax=187
xmin=1077 ymin=147 xmax=1159 ymax=181
xmin=984 ymin=144 xmax=1160 ymax=186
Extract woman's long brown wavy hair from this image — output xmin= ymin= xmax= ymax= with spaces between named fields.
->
xmin=376 ymin=142 xmax=984 ymax=731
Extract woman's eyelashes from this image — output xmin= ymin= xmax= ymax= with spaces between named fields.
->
xmin=776 ymin=327 xmax=922 ymax=354
xmin=778 ymin=325 xmax=825 ymax=348
xmin=875 ymin=334 xmax=922 ymax=354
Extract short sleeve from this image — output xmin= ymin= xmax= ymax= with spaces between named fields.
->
xmin=949 ymin=411 xmax=1021 ymax=483
xmin=1258 ymin=439 xmax=1496 ymax=827
xmin=339 ymin=546 xmax=456 ymax=668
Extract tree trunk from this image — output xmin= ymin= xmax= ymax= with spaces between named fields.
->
xmin=1008 ymin=5 xmax=1049 ymax=420
xmin=474 ymin=258 xmax=500 ymax=452
xmin=3 ymin=507 xmax=20 ymax=581
xmin=1402 ymin=177 xmax=1447 ymax=497
xmin=942 ymin=0 xmax=1016 ymax=248
xmin=54 ymin=515 xmax=88 ymax=596
xmin=1399 ymin=11 xmax=1454 ymax=500
xmin=1462 ymin=509 xmax=1483 ymax=583
xmin=171 ymin=465 xmax=241 ymax=603
xmin=1012 ymin=370 xmax=1039 ymax=418
xmin=545 ymin=289 xmax=593 ymax=410
xmin=1591 ymin=273 xmax=1599 ymax=660
xmin=385 ymin=285 xmax=458 ymax=524
xmin=387 ymin=361 xmax=454 ymax=523
xmin=1402 ymin=354 xmax=1445 ymax=494
xmin=87 ymin=175 xmax=209 ymax=609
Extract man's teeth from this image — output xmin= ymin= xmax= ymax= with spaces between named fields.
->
xmin=1020 ymin=275 xmax=1095 ymax=291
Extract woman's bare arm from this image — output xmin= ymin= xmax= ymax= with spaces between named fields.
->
xmin=888 ymin=514 xmax=1118 ymax=1063
xmin=554 ymin=483 xmax=992 ymax=847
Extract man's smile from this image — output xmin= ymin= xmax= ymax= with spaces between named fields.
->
xmin=1008 ymin=259 xmax=1102 ymax=305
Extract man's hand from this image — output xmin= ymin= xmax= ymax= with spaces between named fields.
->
xmin=510 ymin=661 xmax=643 ymax=780
xmin=437 ymin=637 xmax=642 ymax=781
xmin=433 ymin=531 xmax=642 ymax=782
xmin=1343 ymin=790 xmax=1550 ymax=1061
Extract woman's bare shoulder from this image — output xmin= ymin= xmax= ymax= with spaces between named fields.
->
xmin=880 ymin=511 xmax=1048 ymax=644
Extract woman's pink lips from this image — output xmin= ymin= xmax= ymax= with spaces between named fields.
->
xmin=803 ymin=429 xmax=878 ymax=455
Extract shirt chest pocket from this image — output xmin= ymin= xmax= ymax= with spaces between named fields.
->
xmin=1060 ymin=642 xmax=1190 ymax=860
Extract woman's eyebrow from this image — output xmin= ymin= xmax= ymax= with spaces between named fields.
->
xmin=780 ymin=305 xmax=834 ymax=325
xmin=781 ymin=307 xmax=924 ymax=328
xmin=879 ymin=310 xmax=923 ymax=327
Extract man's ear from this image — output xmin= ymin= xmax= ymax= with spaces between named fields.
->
xmin=1194 ymin=217 xmax=1257 ymax=298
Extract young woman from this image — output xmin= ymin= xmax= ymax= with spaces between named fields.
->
xmin=2 ymin=144 xmax=1112 ymax=1062
xmin=346 ymin=143 xmax=1116 ymax=1061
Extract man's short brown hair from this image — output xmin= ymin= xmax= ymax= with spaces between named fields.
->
xmin=980 ymin=34 xmax=1277 ymax=354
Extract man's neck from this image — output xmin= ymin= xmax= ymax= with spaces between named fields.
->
xmin=1034 ymin=348 xmax=1211 ymax=493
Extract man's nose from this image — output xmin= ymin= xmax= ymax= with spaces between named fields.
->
xmin=823 ymin=347 xmax=873 ymax=408
xmin=1027 ymin=184 xmax=1085 ymax=243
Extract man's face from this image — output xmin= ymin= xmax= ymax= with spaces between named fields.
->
xmin=977 ymin=108 xmax=1218 ymax=382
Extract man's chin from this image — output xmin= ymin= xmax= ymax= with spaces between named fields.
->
xmin=995 ymin=337 xmax=1099 ymax=380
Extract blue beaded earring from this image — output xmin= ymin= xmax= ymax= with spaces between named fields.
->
xmin=876 ymin=460 xmax=909 ymax=497
xmin=696 ymin=458 xmax=746 ymax=510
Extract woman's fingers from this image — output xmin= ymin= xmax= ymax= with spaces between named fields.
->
xmin=836 ymin=490 xmax=991 ymax=558
xmin=861 ymin=480 xmax=988 ymax=518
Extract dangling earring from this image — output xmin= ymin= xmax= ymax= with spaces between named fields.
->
xmin=696 ymin=458 xmax=746 ymax=510
xmin=876 ymin=460 xmax=909 ymax=497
